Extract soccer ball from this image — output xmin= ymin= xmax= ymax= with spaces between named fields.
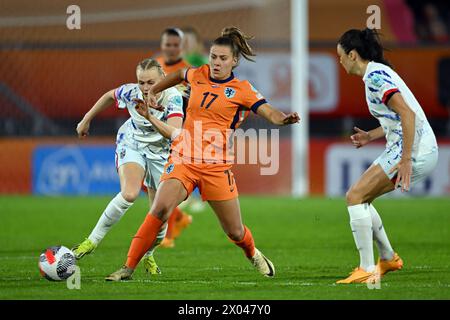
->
xmin=38 ymin=246 xmax=76 ymax=281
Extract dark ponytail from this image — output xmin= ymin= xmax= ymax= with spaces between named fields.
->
xmin=212 ymin=26 xmax=256 ymax=67
xmin=338 ymin=28 xmax=392 ymax=67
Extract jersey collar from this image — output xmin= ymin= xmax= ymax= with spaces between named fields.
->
xmin=209 ymin=72 xmax=235 ymax=84
xmin=362 ymin=61 xmax=374 ymax=82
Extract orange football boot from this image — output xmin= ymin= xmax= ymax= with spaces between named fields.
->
xmin=159 ymin=237 xmax=175 ymax=248
xmin=172 ymin=213 xmax=193 ymax=239
xmin=377 ymin=252 xmax=403 ymax=276
xmin=336 ymin=267 xmax=374 ymax=284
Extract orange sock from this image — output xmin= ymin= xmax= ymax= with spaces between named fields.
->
xmin=126 ymin=214 xmax=163 ymax=269
xmin=166 ymin=207 xmax=183 ymax=239
xmin=231 ymin=225 xmax=255 ymax=259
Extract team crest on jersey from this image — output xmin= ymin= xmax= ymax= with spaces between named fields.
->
xmin=120 ymin=148 xmax=126 ymax=159
xmin=170 ymin=95 xmax=183 ymax=107
xmin=166 ymin=163 xmax=174 ymax=174
xmin=369 ymin=74 xmax=384 ymax=88
xmin=224 ymin=87 xmax=236 ymax=99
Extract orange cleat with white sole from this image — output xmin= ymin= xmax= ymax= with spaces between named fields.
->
xmin=336 ymin=267 xmax=374 ymax=284
xmin=159 ymin=237 xmax=175 ymax=248
xmin=377 ymin=252 xmax=403 ymax=276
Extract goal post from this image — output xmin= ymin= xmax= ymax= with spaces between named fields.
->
xmin=291 ymin=0 xmax=309 ymax=197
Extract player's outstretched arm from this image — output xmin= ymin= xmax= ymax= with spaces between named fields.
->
xmin=387 ymin=93 xmax=415 ymax=162
xmin=134 ymin=101 xmax=183 ymax=140
xmin=350 ymin=126 xmax=384 ymax=148
xmin=147 ymin=69 xmax=186 ymax=108
xmin=76 ymin=89 xmax=115 ymax=138
xmin=387 ymin=92 xmax=416 ymax=192
xmin=256 ymin=103 xmax=300 ymax=126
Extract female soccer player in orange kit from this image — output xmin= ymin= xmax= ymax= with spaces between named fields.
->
xmin=106 ymin=26 xmax=300 ymax=281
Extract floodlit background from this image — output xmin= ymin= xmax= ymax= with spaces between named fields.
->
xmin=0 ymin=0 xmax=449 ymax=197
xmin=1 ymin=0 xmax=450 ymax=301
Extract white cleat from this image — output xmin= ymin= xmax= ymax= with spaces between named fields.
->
xmin=250 ymin=248 xmax=275 ymax=277
xmin=105 ymin=266 xmax=134 ymax=281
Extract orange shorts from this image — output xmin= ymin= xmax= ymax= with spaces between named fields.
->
xmin=160 ymin=160 xmax=238 ymax=201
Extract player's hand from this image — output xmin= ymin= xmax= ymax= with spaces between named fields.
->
xmin=283 ymin=112 xmax=300 ymax=125
xmin=145 ymin=91 xmax=164 ymax=112
xmin=133 ymin=99 xmax=151 ymax=120
xmin=350 ymin=127 xmax=370 ymax=148
xmin=76 ymin=119 xmax=90 ymax=138
xmin=389 ymin=158 xmax=412 ymax=192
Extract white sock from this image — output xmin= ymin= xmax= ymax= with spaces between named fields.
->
xmin=144 ymin=224 xmax=168 ymax=257
xmin=369 ymin=204 xmax=394 ymax=261
xmin=348 ymin=204 xmax=375 ymax=272
xmin=88 ymin=193 xmax=133 ymax=245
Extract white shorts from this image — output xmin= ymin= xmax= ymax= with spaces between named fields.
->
xmin=115 ymin=129 xmax=167 ymax=190
xmin=373 ymin=147 xmax=438 ymax=187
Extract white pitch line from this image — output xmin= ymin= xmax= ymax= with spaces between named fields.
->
xmin=0 ymin=256 xmax=35 ymax=260
xmin=87 ymin=278 xmax=331 ymax=287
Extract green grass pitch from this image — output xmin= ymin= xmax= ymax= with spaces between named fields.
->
xmin=1 ymin=195 xmax=449 ymax=300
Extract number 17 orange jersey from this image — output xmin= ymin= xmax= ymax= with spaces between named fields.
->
xmin=170 ymin=64 xmax=267 ymax=164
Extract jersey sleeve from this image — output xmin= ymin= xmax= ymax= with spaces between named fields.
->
xmin=367 ymin=71 xmax=400 ymax=105
xmin=241 ymin=81 xmax=267 ymax=114
xmin=166 ymin=91 xmax=184 ymax=119
xmin=114 ymin=84 xmax=136 ymax=109
xmin=183 ymin=67 xmax=196 ymax=84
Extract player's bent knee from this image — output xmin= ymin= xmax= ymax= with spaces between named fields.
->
xmin=346 ymin=189 xmax=364 ymax=206
xmin=121 ymin=190 xmax=140 ymax=203
xmin=151 ymin=204 xmax=173 ymax=222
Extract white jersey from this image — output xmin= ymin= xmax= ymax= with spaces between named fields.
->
xmin=114 ymin=83 xmax=183 ymax=159
xmin=363 ymin=61 xmax=438 ymax=158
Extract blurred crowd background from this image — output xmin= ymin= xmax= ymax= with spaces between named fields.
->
xmin=1 ymin=0 xmax=449 ymax=197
